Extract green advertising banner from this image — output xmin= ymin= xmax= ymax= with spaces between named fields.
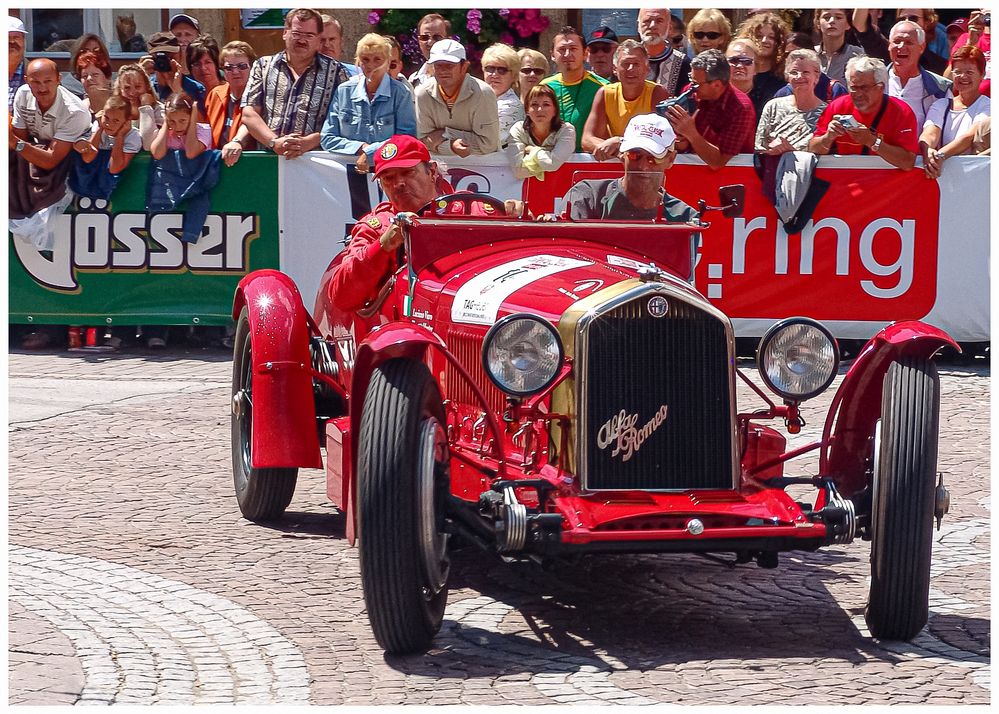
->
xmin=9 ymin=152 xmax=279 ymax=327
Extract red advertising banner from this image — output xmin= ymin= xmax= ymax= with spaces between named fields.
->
xmin=525 ymin=161 xmax=941 ymax=324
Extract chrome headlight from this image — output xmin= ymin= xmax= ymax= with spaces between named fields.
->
xmin=758 ymin=318 xmax=839 ymax=401
xmin=482 ymin=314 xmax=563 ymax=397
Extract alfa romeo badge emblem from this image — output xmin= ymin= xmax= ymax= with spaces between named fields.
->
xmin=380 ymin=143 xmax=398 ymax=159
xmin=648 ymin=296 xmax=668 ymax=318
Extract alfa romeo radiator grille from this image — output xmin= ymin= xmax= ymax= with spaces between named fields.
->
xmin=580 ymin=294 xmax=734 ymax=491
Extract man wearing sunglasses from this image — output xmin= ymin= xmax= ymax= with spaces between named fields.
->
xmin=585 ymin=25 xmax=619 ymax=82
xmin=638 ymin=8 xmax=692 ymax=97
xmin=809 ymin=56 xmax=918 ymax=170
xmin=662 ymin=49 xmax=755 ymax=171
xmin=409 ymin=13 xmax=451 ymax=88
xmin=555 ymin=114 xmax=696 ymax=222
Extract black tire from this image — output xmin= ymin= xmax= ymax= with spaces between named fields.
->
xmin=865 ymin=357 xmax=940 ymax=640
xmin=231 ymin=307 xmax=298 ymax=521
xmin=357 ymin=359 xmax=451 ymax=654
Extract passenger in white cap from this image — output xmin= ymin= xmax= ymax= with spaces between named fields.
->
xmin=9 ymin=16 xmax=28 ymax=111
xmin=548 ymin=113 xmax=696 ymax=222
xmin=415 ymin=38 xmax=500 ymax=156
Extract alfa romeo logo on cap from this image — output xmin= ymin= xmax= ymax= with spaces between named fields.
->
xmin=380 ymin=143 xmax=398 ymax=159
xmin=648 ymin=296 xmax=668 ymax=318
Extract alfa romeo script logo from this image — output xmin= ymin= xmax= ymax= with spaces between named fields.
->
xmin=596 ymin=405 xmax=669 ymax=462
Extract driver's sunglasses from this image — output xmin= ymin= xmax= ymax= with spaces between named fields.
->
xmin=418 ymin=33 xmax=446 ymax=43
xmin=692 ymin=31 xmax=722 ymax=40
xmin=624 ymin=149 xmax=662 ymax=162
xmin=727 ymin=56 xmax=754 ymax=67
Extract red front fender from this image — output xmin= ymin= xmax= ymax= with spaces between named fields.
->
xmin=233 ymin=270 xmax=322 ymax=470
xmin=340 ymin=321 xmax=445 ymax=545
xmin=821 ymin=320 xmax=958 ymax=497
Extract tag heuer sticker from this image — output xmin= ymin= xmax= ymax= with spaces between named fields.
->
xmin=380 ymin=143 xmax=398 ymax=159
xmin=482 ymin=203 xmax=495 ymax=213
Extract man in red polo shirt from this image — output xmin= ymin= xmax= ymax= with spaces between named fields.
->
xmin=329 ymin=134 xmax=517 ymax=311
xmin=661 ymin=48 xmax=755 ymax=170
xmin=809 ymin=55 xmax=918 ymax=170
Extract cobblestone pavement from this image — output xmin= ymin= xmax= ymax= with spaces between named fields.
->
xmin=8 ymin=348 xmax=990 ymax=705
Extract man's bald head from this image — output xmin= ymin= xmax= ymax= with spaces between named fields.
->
xmin=26 ymin=58 xmax=59 ymax=79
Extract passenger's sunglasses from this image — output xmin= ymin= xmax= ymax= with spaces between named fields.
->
xmin=898 ymin=14 xmax=924 ymax=22
xmin=623 ymin=149 xmax=663 ymax=162
xmin=727 ymin=56 xmax=754 ymax=67
xmin=483 ymin=65 xmax=509 ymax=75
xmin=520 ymin=67 xmax=546 ymax=76
xmin=223 ymin=63 xmax=250 ymax=72
xmin=692 ymin=31 xmax=722 ymax=40
xmin=418 ymin=33 xmax=446 ymax=43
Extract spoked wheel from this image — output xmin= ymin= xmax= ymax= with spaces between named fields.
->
xmin=865 ymin=357 xmax=940 ymax=640
xmin=231 ymin=307 xmax=298 ymax=521
xmin=357 ymin=359 xmax=451 ymax=654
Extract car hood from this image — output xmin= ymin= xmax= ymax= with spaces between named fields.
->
xmin=418 ymin=240 xmax=703 ymax=328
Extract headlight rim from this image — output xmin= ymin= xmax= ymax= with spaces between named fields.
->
xmin=757 ymin=317 xmax=840 ymax=402
xmin=481 ymin=313 xmax=564 ymax=397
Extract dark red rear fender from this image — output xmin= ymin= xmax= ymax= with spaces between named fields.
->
xmin=821 ymin=320 xmax=957 ymax=497
xmin=232 ymin=270 xmax=322 ymax=469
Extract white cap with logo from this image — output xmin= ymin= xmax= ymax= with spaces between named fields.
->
xmin=620 ymin=114 xmax=677 ymax=159
xmin=9 ymin=16 xmax=27 ymax=34
xmin=428 ymin=38 xmax=466 ymax=64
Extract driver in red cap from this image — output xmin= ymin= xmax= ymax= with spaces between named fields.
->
xmin=329 ymin=134 xmax=519 ymax=311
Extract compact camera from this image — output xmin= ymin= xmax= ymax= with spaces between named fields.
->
xmin=153 ymin=52 xmax=173 ymax=73
xmin=833 ymin=114 xmax=861 ymax=130
xmin=655 ymin=85 xmax=697 ymax=116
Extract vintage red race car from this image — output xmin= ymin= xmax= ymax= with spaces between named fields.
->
xmin=230 ymin=187 xmax=955 ymax=655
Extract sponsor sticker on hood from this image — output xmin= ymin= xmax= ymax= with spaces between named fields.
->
xmin=451 ymin=255 xmax=592 ymax=325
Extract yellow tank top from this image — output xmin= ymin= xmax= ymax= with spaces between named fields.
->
xmin=605 ymin=81 xmax=658 ymax=137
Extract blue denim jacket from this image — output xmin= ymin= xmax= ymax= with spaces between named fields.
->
xmin=319 ymin=73 xmax=416 ymax=161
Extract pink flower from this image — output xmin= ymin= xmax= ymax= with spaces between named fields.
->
xmin=498 ymin=8 xmax=510 ymax=17
xmin=500 ymin=31 xmax=515 ymax=45
xmin=524 ymin=9 xmax=539 ymax=19
xmin=367 ymin=11 xmax=380 ymax=24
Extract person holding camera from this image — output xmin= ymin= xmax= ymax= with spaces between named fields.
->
xmin=808 ymin=56 xmax=918 ymax=170
xmin=661 ymin=49 xmax=755 ymax=171
xmin=142 ymin=31 xmax=206 ymax=116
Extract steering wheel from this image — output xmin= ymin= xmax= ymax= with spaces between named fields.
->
xmin=418 ymin=192 xmax=507 ymax=217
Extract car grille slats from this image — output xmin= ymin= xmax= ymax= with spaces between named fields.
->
xmin=580 ymin=291 xmax=734 ymax=491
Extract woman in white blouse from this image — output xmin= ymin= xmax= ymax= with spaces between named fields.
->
xmin=507 ymin=84 xmax=576 ymax=179
xmin=481 ymin=43 xmax=524 ymax=149
xmin=920 ymin=45 xmax=991 ymax=179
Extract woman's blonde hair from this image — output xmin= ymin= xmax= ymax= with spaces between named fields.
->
xmin=482 ymin=43 xmax=521 ymax=90
xmin=221 ymin=40 xmax=257 ymax=64
xmin=354 ymin=33 xmax=392 ymax=64
xmin=113 ymin=63 xmax=154 ymax=98
xmin=688 ymin=8 xmax=732 ymax=50
xmin=517 ymin=47 xmax=548 ymax=72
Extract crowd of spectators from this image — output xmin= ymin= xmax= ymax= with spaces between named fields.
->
xmin=8 ymin=7 xmax=993 ymax=350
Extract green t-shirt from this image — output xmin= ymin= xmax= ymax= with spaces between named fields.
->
xmin=541 ymin=71 xmax=608 ymax=152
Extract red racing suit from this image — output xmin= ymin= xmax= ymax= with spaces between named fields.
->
xmin=328 ymin=197 xmax=500 ymax=312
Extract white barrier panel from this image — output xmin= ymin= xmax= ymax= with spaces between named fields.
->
xmin=281 ymin=152 xmax=989 ymax=341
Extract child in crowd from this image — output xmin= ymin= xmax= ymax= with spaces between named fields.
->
xmin=113 ymin=63 xmax=164 ymax=150
xmin=150 ymin=93 xmax=211 ymax=159
xmin=74 ymin=94 xmax=142 ymax=175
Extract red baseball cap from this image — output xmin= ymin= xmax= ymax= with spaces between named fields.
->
xmin=374 ymin=135 xmax=431 ymax=177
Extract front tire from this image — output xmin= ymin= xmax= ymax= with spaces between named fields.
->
xmin=865 ymin=357 xmax=940 ymax=640
xmin=357 ymin=359 xmax=451 ymax=654
xmin=231 ymin=307 xmax=299 ymax=521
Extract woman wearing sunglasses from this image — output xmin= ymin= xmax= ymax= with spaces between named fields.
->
xmin=208 ymin=41 xmax=257 ymax=165
xmin=482 ymin=43 xmax=524 ymax=149
xmin=687 ymin=9 xmax=732 ymax=55
xmin=517 ymin=48 xmax=550 ymax=106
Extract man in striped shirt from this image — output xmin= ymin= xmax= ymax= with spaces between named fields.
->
xmin=239 ymin=8 xmax=349 ymax=158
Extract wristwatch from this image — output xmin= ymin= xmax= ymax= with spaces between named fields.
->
xmin=871 ymin=135 xmax=883 ymax=153
xmin=15 ymin=139 xmax=26 ymax=153
xmin=267 ymin=136 xmax=277 ymax=150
